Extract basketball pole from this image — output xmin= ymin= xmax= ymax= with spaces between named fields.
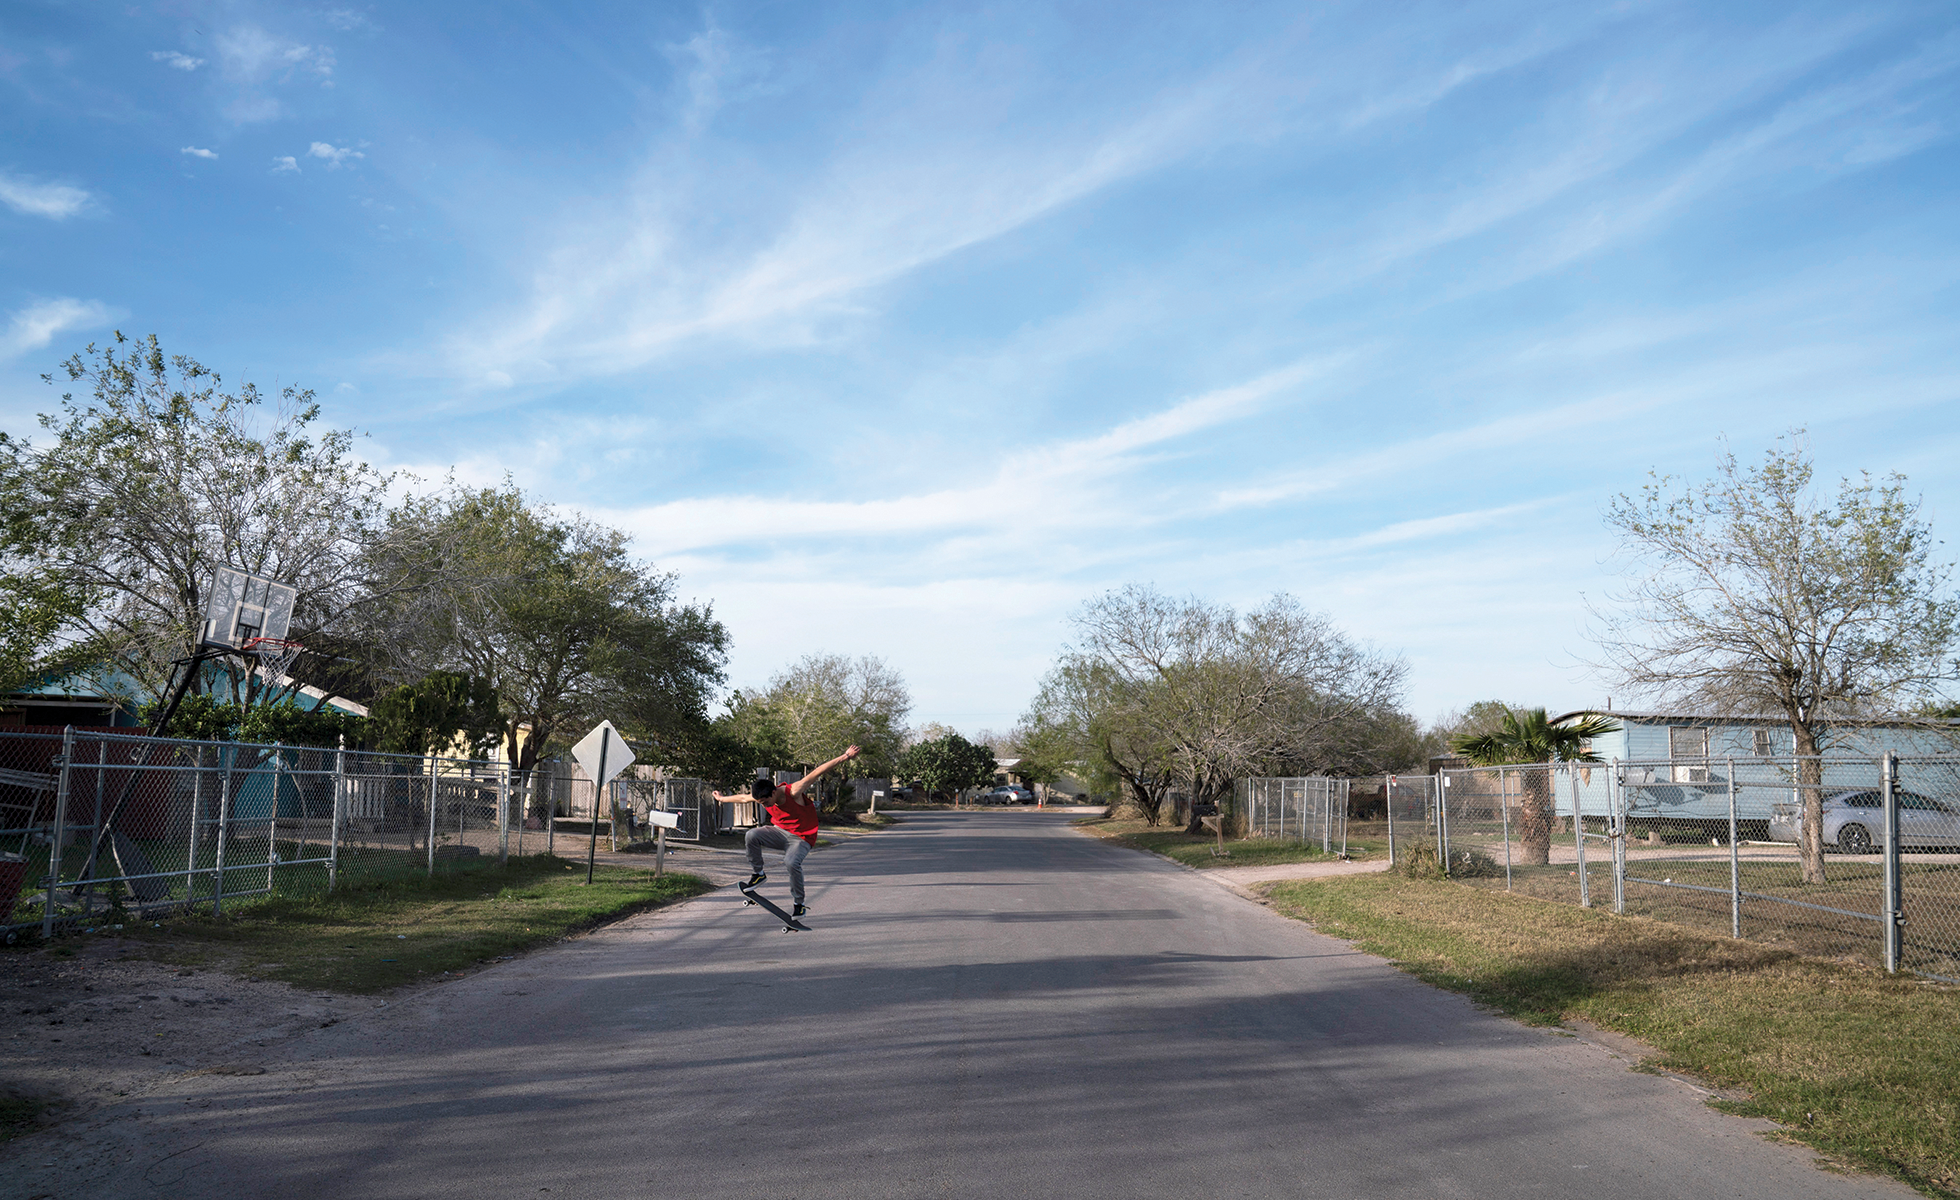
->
xmin=75 ymin=647 xmax=225 ymax=895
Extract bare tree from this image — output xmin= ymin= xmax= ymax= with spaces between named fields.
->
xmin=1595 ymin=435 xmax=1960 ymax=883
xmin=1028 ymin=586 xmax=1406 ymax=826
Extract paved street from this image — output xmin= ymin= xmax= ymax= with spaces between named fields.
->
xmin=3 ymin=811 xmax=1912 ymax=1198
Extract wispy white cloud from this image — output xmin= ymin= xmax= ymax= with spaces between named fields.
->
xmin=0 ymin=173 xmax=95 ymax=219
xmin=0 ymin=298 xmax=113 ymax=361
xmin=210 ymin=25 xmax=337 ymax=122
xmin=271 ymin=156 xmax=300 ymax=174
xmin=320 ymin=8 xmax=378 ymax=33
xmin=448 ymin=24 xmax=1312 ymax=384
xmin=216 ymin=26 xmax=334 ymax=81
xmin=599 ymin=355 xmax=1342 ymax=558
xmin=181 ymin=146 xmax=218 ymax=160
xmin=307 ymin=141 xmax=364 ymax=167
xmin=151 ymin=50 xmax=205 ymax=71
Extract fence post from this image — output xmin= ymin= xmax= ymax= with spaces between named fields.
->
xmin=1386 ymin=775 xmax=1397 ymax=867
xmin=328 ymin=736 xmax=344 ymax=893
xmin=1727 ymin=759 xmax=1740 ymax=938
xmin=1570 ymin=766 xmax=1589 ymax=908
xmin=426 ymin=754 xmax=439 ymax=876
xmin=1882 ymin=751 xmax=1902 ymax=973
xmin=213 ymin=747 xmax=234 ymax=917
xmin=1610 ymin=760 xmax=1624 ymax=915
xmin=41 ymin=725 xmax=75 ymax=939
xmin=1339 ymin=779 xmax=1349 ymax=859
xmin=1499 ymin=767 xmax=1512 ymax=890
xmin=1438 ymin=775 xmax=1453 ymax=875
xmin=268 ymin=742 xmax=282 ymax=896
xmin=499 ymin=761 xmax=511 ymax=866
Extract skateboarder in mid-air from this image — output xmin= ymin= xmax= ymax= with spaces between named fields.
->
xmin=715 ymin=745 xmax=859 ymax=921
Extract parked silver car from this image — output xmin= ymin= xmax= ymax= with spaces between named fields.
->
xmin=1767 ymin=789 xmax=1960 ymax=853
xmin=980 ymin=785 xmax=1035 ymax=805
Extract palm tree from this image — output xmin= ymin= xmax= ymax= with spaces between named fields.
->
xmin=1451 ymin=707 xmax=1620 ymax=866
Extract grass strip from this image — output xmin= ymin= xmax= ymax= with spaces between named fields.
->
xmin=1075 ymin=815 xmax=1382 ymax=869
xmin=112 ymin=854 xmax=712 ymax=994
xmin=1264 ymin=872 xmax=1960 ymax=1196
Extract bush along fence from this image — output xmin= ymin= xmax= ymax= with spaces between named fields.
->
xmin=1256 ymin=755 xmax=1959 ymax=983
xmin=0 ymin=726 xmax=720 ymax=941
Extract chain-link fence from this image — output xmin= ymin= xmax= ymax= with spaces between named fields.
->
xmin=0 ymin=727 xmax=727 ymax=942
xmin=1343 ymin=774 xmax=1443 ymax=865
xmin=1425 ymin=755 xmax=1960 ymax=981
xmin=1232 ymin=777 xmax=1350 ymax=853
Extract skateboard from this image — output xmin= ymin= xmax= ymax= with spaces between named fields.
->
xmin=740 ymin=883 xmax=811 ymax=933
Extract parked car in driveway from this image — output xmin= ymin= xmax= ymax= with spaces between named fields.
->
xmin=1767 ymin=788 xmax=1960 ymax=853
xmin=980 ymin=785 xmax=1035 ymax=805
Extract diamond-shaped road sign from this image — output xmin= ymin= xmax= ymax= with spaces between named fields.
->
xmin=572 ymin=721 xmax=636 ymax=884
xmin=572 ymin=720 xmax=635 ymax=790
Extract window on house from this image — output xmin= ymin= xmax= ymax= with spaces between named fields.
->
xmin=1670 ymin=726 xmax=1709 ymax=783
xmin=1752 ymin=728 xmax=1774 ymax=757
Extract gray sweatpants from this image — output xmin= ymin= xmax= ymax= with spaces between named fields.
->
xmin=745 ymin=825 xmax=811 ymax=904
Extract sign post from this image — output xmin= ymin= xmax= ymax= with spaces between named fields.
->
xmin=572 ymin=721 xmax=635 ymax=885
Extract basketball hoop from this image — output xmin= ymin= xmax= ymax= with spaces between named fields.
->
xmin=242 ymin=636 xmax=306 ymax=683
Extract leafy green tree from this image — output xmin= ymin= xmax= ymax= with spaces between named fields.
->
xmin=0 ymin=572 xmax=95 ymax=696
xmin=137 ymin=692 xmax=364 ymax=747
xmin=363 ymin=485 xmax=726 ymax=774
xmin=998 ymin=719 xmax=1075 ymax=802
xmin=744 ymin=654 xmax=909 ymax=807
xmin=1450 ymin=707 xmax=1619 ymax=866
xmin=1025 ymin=655 xmax=1177 ymax=822
xmin=367 ymin=670 xmax=503 ymax=757
xmin=1596 ymin=435 xmax=1960 ymax=883
xmin=0 ymin=333 xmax=401 ymax=708
xmin=899 ymin=732 xmax=997 ymax=803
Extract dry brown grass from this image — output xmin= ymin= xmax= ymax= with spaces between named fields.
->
xmin=1265 ymin=872 xmax=1960 ymax=1196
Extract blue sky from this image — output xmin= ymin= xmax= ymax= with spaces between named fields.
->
xmin=4 ymin=1 xmax=1958 ymax=733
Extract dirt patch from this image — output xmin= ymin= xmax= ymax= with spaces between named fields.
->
xmin=1 ymin=935 xmax=347 ymax=1130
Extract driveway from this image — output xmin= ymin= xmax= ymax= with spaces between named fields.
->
xmin=1 ymin=810 xmax=1910 ymax=1198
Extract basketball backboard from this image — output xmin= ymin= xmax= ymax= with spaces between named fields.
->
xmin=199 ymin=568 xmax=297 ymax=651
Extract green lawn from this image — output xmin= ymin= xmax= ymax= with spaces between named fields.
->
xmin=94 ymin=853 xmax=712 ymax=993
xmin=1265 ymin=871 xmax=1960 ymax=1196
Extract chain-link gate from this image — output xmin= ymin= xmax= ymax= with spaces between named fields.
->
xmin=1233 ymin=777 xmax=1350 ymax=854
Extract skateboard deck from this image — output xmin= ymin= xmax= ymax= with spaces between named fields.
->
xmin=739 ymin=884 xmax=810 ymax=932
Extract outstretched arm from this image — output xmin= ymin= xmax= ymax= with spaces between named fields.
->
xmin=786 ymin=745 xmax=860 ymax=797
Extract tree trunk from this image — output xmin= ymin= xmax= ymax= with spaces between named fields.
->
xmin=1793 ymin=720 xmax=1827 ymax=884
xmin=1518 ymin=767 xmax=1554 ymax=866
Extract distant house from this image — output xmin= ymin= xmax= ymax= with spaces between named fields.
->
xmin=1424 ymin=710 xmax=1959 ymax=832
xmin=1551 ymin=709 xmax=1960 ymax=764
xmin=2 ymin=665 xmax=146 ymax=728
xmin=992 ymin=757 xmax=1097 ymax=801
xmin=1551 ymin=709 xmax=1960 ymax=829
xmin=2 ymin=661 xmax=366 ymax=731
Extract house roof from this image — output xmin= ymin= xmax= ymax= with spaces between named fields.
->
xmin=1553 ymin=709 xmax=1960 ymax=728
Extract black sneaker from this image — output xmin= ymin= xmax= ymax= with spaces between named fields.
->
xmin=791 ymin=903 xmax=808 ymax=919
xmin=741 ymin=872 xmax=766 ymax=891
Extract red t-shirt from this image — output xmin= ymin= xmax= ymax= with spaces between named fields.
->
xmin=766 ymin=789 xmax=820 ymax=845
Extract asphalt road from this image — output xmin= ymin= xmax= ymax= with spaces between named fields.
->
xmin=4 ymin=811 xmax=1913 ymax=1198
